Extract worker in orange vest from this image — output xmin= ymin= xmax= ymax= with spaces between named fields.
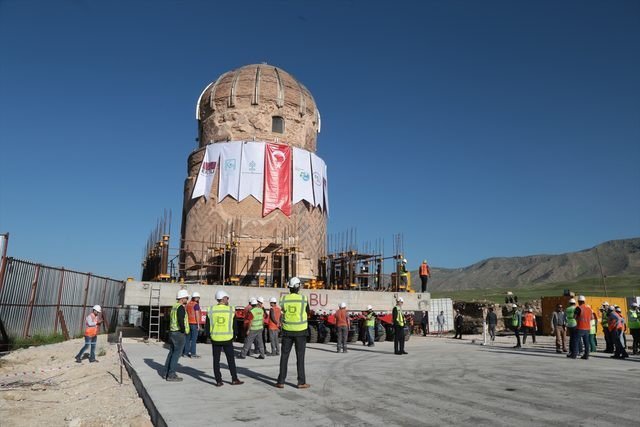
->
xmin=522 ymin=308 xmax=537 ymax=345
xmin=183 ymin=291 xmax=202 ymax=358
xmin=419 ymin=260 xmax=431 ymax=293
xmin=572 ymin=295 xmax=593 ymax=360
xmin=75 ymin=305 xmax=103 ymax=363
xmin=267 ymin=297 xmax=281 ymax=356
xmin=607 ymin=306 xmax=629 ymax=359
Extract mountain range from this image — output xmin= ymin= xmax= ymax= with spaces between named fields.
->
xmin=416 ymin=238 xmax=640 ymax=291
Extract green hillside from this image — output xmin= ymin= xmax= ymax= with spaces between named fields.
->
xmin=429 ymin=275 xmax=640 ymax=304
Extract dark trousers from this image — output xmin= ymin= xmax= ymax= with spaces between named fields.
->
xmin=454 ymin=326 xmax=462 ymax=339
xmin=420 ymin=276 xmax=428 ymax=293
xmin=277 ymin=334 xmax=307 ymax=385
xmin=212 ymin=341 xmax=238 ymax=382
xmin=394 ymin=325 xmax=405 ymax=354
xmin=567 ymin=327 xmax=576 ymax=355
xmin=603 ymin=327 xmax=613 ymax=352
xmin=164 ymin=331 xmax=186 ymax=377
xmin=421 ymin=321 xmax=428 ymax=336
xmin=573 ymin=329 xmax=590 ymax=357
xmin=513 ymin=327 xmax=521 ymax=347
xmin=631 ymin=329 xmax=640 ymax=354
xmin=522 ymin=326 xmax=536 ymax=344
xmin=488 ymin=325 xmax=496 ymax=341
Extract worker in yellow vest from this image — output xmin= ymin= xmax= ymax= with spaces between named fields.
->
xmin=164 ymin=289 xmax=189 ymax=381
xmin=601 ymin=302 xmax=613 ymax=353
xmin=565 ymin=298 xmax=578 ymax=358
xmin=393 ymin=297 xmax=407 ymax=355
xmin=208 ymin=290 xmax=244 ymax=387
xmin=239 ymin=298 xmax=266 ymax=359
xmin=276 ymin=277 xmax=311 ymax=389
xmin=629 ymin=302 xmax=640 ymax=354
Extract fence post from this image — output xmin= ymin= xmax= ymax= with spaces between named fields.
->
xmin=0 ymin=232 xmax=9 ymax=294
xmin=54 ymin=268 xmax=66 ymax=334
xmin=79 ymin=273 xmax=91 ymax=337
xmin=23 ymin=264 xmax=41 ymax=338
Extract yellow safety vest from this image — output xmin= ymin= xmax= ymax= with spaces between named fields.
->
xmin=209 ymin=304 xmax=235 ymax=342
xmin=590 ymin=319 xmax=596 ymax=335
xmin=628 ymin=311 xmax=640 ymax=329
xmin=366 ymin=312 xmax=375 ymax=327
xmin=395 ymin=306 xmax=405 ymax=327
xmin=170 ymin=302 xmax=189 ymax=332
xmin=280 ymin=293 xmax=308 ymax=332
xmin=250 ymin=307 xmax=264 ymax=331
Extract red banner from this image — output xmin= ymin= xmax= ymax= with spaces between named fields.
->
xmin=263 ymin=143 xmax=292 ymax=217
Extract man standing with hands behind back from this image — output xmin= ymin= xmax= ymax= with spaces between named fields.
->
xmin=393 ymin=297 xmax=407 ymax=355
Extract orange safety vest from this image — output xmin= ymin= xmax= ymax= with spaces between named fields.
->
xmin=608 ymin=312 xmax=621 ymax=332
xmin=523 ymin=312 xmax=535 ymax=328
xmin=575 ymin=305 xmax=593 ymax=331
xmin=85 ymin=313 xmax=98 ymax=337
xmin=419 ymin=263 xmax=430 ymax=276
xmin=268 ymin=306 xmax=281 ymax=330
xmin=186 ymin=300 xmax=199 ymax=324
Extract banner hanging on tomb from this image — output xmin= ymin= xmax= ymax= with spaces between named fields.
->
xmin=263 ymin=143 xmax=292 ymax=217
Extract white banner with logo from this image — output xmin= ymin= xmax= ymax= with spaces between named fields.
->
xmin=292 ymin=147 xmax=314 ymax=205
xmin=218 ymin=141 xmax=243 ymax=201
xmin=191 ymin=143 xmax=222 ymax=200
xmin=310 ymin=153 xmax=325 ymax=210
xmin=238 ymin=142 xmax=266 ymax=202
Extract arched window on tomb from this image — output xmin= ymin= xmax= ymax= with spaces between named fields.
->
xmin=272 ymin=116 xmax=285 ymax=134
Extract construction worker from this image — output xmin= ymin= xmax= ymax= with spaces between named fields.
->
xmin=276 ymin=277 xmax=311 ymax=389
xmin=335 ymin=302 xmax=350 ymax=353
xmin=608 ymin=305 xmax=629 ymax=359
xmin=239 ymin=298 xmax=266 ymax=359
xmin=164 ymin=289 xmax=189 ymax=381
xmin=453 ymin=310 xmax=463 ymax=339
xmin=183 ymin=291 xmax=202 ymax=358
xmin=257 ymin=296 xmax=268 ymax=353
xmin=628 ymin=302 xmax=640 ymax=355
xmin=393 ymin=297 xmax=407 ymax=355
xmin=208 ymin=290 xmax=243 ymax=386
xmin=615 ymin=306 xmax=628 ymax=351
xmin=267 ymin=297 xmax=281 ymax=356
xmin=420 ymin=310 xmax=429 ymax=336
xmin=522 ymin=308 xmax=537 ymax=345
xmin=419 ymin=260 xmax=431 ymax=293
xmin=364 ymin=305 xmax=377 ymax=346
xmin=565 ymin=298 xmax=577 ymax=358
xmin=510 ymin=304 xmax=522 ymax=349
xmin=436 ymin=311 xmax=445 ymax=336
xmin=601 ymin=302 xmax=613 ymax=353
xmin=486 ymin=306 xmax=497 ymax=343
xmin=589 ymin=311 xmax=598 ymax=353
xmin=571 ymin=295 xmax=593 ymax=360
xmin=75 ymin=305 xmax=103 ymax=363
xmin=551 ymin=304 xmax=567 ymax=353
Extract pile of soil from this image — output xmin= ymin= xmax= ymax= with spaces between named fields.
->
xmin=0 ymin=336 xmax=151 ymax=427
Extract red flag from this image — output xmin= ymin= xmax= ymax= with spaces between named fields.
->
xmin=263 ymin=143 xmax=292 ymax=217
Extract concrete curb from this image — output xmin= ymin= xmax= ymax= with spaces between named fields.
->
xmin=121 ymin=345 xmax=167 ymax=427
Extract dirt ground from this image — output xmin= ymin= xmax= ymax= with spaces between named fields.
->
xmin=0 ymin=336 xmax=151 ymax=427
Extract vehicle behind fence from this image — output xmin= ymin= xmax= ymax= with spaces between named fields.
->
xmin=0 ymin=254 xmax=125 ymax=350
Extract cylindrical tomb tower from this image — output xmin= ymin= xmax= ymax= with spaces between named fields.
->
xmin=180 ymin=64 xmax=326 ymax=284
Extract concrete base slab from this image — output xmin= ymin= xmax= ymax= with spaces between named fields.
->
xmin=122 ymin=335 xmax=639 ymax=426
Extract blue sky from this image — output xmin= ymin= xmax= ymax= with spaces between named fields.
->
xmin=1 ymin=0 xmax=639 ymax=280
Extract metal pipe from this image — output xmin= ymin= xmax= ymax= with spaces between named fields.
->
xmin=23 ymin=264 xmax=41 ymax=338
xmin=0 ymin=232 xmax=10 ymax=294
xmin=53 ymin=268 xmax=65 ymax=334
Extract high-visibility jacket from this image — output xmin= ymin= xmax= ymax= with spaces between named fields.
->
xmin=84 ymin=313 xmax=98 ymax=337
xmin=170 ymin=302 xmax=189 ymax=332
xmin=511 ymin=311 xmax=520 ymax=327
xmin=419 ymin=263 xmax=430 ymax=276
xmin=394 ymin=306 xmax=405 ymax=327
xmin=590 ymin=319 xmax=596 ymax=335
xmin=523 ymin=313 xmax=535 ymax=328
xmin=186 ymin=300 xmax=200 ymax=324
xmin=575 ymin=305 xmax=593 ymax=331
xmin=608 ymin=312 xmax=621 ymax=332
xmin=366 ymin=312 xmax=375 ymax=327
xmin=600 ymin=311 xmax=609 ymax=329
xmin=617 ymin=314 xmax=625 ymax=331
xmin=280 ymin=293 xmax=308 ymax=332
xmin=249 ymin=307 xmax=264 ymax=331
xmin=565 ymin=306 xmax=577 ymax=328
xmin=268 ymin=306 xmax=281 ymax=331
xmin=209 ymin=304 xmax=234 ymax=342
xmin=628 ymin=310 xmax=640 ymax=329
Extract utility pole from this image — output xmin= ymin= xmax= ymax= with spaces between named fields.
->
xmin=595 ymin=247 xmax=608 ymax=297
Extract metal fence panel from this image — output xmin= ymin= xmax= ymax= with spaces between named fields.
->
xmin=0 ymin=257 xmax=124 ymax=341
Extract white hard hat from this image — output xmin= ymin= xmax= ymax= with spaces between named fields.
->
xmin=269 ymin=297 xmax=278 ymax=303
xmin=528 ymin=308 xmax=533 ymax=312
xmin=423 ymin=260 xmax=427 ymax=264
xmin=615 ymin=307 xmax=622 ymax=313
xmin=607 ymin=306 xmax=614 ymax=312
xmin=92 ymin=305 xmax=102 ymax=313
xmin=512 ymin=303 xmax=518 ymax=308
xmin=397 ymin=297 xmax=404 ymax=303
xmin=339 ymin=302 xmax=347 ymax=308
xmin=257 ymin=296 xmax=265 ymax=303
xmin=632 ymin=302 xmax=638 ymax=307
xmin=215 ymin=290 xmax=229 ymax=300
xmin=250 ymin=298 xmax=258 ymax=305
xmin=191 ymin=292 xmax=200 ymax=298
xmin=288 ymin=277 xmax=301 ymax=288
xmin=403 ymin=258 xmax=407 ymax=263
xmin=578 ymin=295 xmax=586 ymax=302
xmin=568 ymin=298 xmax=576 ymax=304
xmin=177 ymin=289 xmax=189 ymax=299
xmin=367 ymin=305 xmax=373 ymax=310
xmin=614 ymin=305 xmax=620 ymax=309
xmin=603 ymin=301 xmax=609 ymax=306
